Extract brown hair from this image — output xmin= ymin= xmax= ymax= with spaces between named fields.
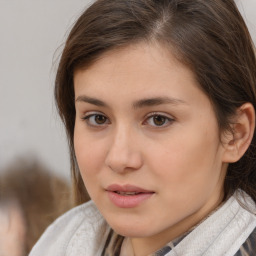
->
xmin=55 ymin=0 xmax=256 ymax=205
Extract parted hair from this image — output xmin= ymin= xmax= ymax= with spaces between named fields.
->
xmin=55 ymin=0 xmax=256 ymax=205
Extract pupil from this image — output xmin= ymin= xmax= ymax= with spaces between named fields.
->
xmin=153 ymin=116 xmax=165 ymax=126
xmin=95 ymin=115 xmax=106 ymax=124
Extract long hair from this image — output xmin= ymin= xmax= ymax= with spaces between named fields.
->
xmin=55 ymin=0 xmax=256 ymax=205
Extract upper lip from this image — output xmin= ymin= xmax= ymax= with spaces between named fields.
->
xmin=106 ymin=184 xmax=154 ymax=193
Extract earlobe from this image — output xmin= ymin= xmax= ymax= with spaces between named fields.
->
xmin=222 ymin=103 xmax=255 ymax=163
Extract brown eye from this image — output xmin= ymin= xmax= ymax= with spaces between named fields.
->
xmin=95 ymin=115 xmax=107 ymax=124
xmin=153 ymin=115 xmax=167 ymax=126
xmin=83 ymin=113 xmax=109 ymax=126
xmin=144 ymin=113 xmax=174 ymax=128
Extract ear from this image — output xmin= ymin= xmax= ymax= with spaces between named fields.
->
xmin=222 ymin=103 xmax=255 ymax=163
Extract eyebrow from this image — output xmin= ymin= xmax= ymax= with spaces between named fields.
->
xmin=133 ymin=97 xmax=188 ymax=109
xmin=76 ymin=95 xmax=107 ymax=107
xmin=75 ymin=95 xmax=187 ymax=108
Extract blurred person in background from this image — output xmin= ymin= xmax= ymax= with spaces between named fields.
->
xmin=0 ymin=160 xmax=73 ymax=256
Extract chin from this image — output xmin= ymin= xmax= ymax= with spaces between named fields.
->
xmin=109 ymin=220 xmax=155 ymax=238
xmin=114 ymin=228 xmax=148 ymax=238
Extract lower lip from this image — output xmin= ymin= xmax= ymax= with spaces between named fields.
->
xmin=107 ymin=191 xmax=154 ymax=208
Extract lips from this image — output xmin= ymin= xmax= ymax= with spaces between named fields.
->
xmin=116 ymin=191 xmax=140 ymax=195
xmin=106 ymin=184 xmax=154 ymax=208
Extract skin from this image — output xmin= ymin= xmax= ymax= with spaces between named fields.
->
xmin=74 ymin=42 xmax=229 ymax=256
xmin=0 ymin=200 xmax=26 ymax=256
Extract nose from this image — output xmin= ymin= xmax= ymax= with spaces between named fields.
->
xmin=105 ymin=126 xmax=143 ymax=173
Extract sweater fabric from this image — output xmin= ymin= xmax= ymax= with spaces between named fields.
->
xmin=29 ymin=191 xmax=256 ymax=256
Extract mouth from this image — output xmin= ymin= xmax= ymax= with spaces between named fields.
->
xmin=114 ymin=191 xmax=142 ymax=196
xmin=106 ymin=184 xmax=154 ymax=208
xmin=106 ymin=184 xmax=154 ymax=194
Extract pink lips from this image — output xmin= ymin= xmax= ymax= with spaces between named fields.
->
xmin=106 ymin=184 xmax=154 ymax=208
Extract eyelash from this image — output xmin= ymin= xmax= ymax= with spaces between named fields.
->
xmin=81 ymin=112 xmax=110 ymax=127
xmin=81 ymin=112 xmax=174 ymax=128
xmin=143 ymin=112 xmax=174 ymax=128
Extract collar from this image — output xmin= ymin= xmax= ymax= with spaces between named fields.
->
xmin=120 ymin=192 xmax=256 ymax=256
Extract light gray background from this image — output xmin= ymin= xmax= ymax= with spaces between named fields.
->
xmin=0 ymin=0 xmax=255 ymax=180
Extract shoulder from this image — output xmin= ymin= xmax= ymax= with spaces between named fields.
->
xmin=29 ymin=200 xmax=110 ymax=256
xmin=172 ymin=193 xmax=256 ymax=256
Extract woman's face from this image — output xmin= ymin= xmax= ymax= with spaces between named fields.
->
xmin=74 ymin=43 xmax=228 ymax=252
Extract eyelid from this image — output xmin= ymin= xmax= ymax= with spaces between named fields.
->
xmin=145 ymin=111 xmax=174 ymax=118
xmin=81 ymin=110 xmax=104 ymax=117
xmin=81 ymin=111 xmax=110 ymax=127
xmin=143 ymin=112 xmax=175 ymax=127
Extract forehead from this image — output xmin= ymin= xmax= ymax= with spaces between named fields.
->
xmin=74 ymin=42 xmax=201 ymax=100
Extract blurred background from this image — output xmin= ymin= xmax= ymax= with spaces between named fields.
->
xmin=0 ymin=0 xmax=92 ymax=180
xmin=0 ymin=0 xmax=255 ymax=255
xmin=0 ymin=1 xmax=92 ymax=255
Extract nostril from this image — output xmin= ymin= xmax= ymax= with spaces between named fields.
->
xmin=105 ymin=135 xmax=143 ymax=173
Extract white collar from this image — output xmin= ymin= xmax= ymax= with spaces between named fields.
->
xmin=166 ymin=192 xmax=256 ymax=256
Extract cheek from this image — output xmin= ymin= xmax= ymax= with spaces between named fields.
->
xmin=74 ymin=132 xmax=106 ymax=199
xmin=149 ymin=126 xmax=222 ymax=192
xmin=147 ymin=134 xmax=223 ymax=220
xmin=74 ymin=126 xmax=106 ymax=177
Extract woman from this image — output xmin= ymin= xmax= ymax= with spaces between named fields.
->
xmin=30 ymin=0 xmax=256 ymax=255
